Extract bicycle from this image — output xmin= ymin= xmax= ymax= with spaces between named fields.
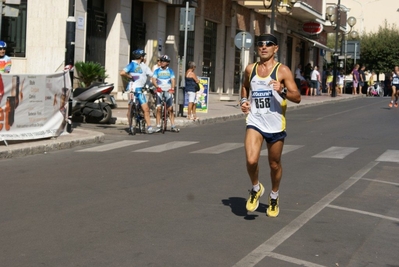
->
xmin=128 ymin=91 xmax=146 ymax=135
xmin=158 ymin=91 xmax=169 ymax=134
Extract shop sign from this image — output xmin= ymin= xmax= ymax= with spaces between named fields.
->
xmin=302 ymin=22 xmax=323 ymax=35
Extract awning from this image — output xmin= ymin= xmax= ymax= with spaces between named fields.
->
xmin=292 ymin=33 xmax=333 ymax=52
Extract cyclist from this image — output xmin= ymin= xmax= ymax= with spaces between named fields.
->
xmin=389 ymin=66 xmax=399 ymax=108
xmin=120 ymin=49 xmax=155 ymax=134
xmin=0 ymin=41 xmax=12 ymax=73
xmin=152 ymin=55 xmax=180 ymax=132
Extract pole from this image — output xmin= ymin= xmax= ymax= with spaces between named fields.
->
xmin=238 ymin=32 xmax=246 ymax=101
xmin=65 ymin=0 xmax=76 ymax=133
xmin=331 ymin=0 xmax=341 ymax=97
xmin=270 ymin=0 xmax=276 ymax=34
xmin=178 ymin=0 xmax=189 ymax=117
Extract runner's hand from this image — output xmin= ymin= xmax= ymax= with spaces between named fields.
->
xmin=269 ymin=79 xmax=283 ymax=93
xmin=241 ymin=101 xmax=250 ymax=114
xmin=156 ymin=87 xmax=162 ymax=93
xmin=168 ymin=89 xmax=175 ymax=94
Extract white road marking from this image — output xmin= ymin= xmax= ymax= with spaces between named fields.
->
xmin=375 ymin=150 xmax=399 ymax=162
xmin=312 ymin=146 xmax=358 ymax=159
xmin=191 ymin=143 xmax=244 ymax=154
xmin=133 ymin=141 xmax=198 ymax=153
xmin=261 ymin=145 xmax=304 ymax=156
xmin=266 ymin=252 xmax=327 ymax=267
xmin=232 ymin=161 xmax=379 ymax=267
xmin=327 ymin=205 xmax=399 ymax=222
xmin=76 ymin=140 xmax=148 ymax=152
xmin=361 ymin=178 xmax=399 ymax=186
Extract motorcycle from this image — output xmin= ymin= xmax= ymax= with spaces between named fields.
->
xmin=72 ymin=82 xmax=117 ymax=124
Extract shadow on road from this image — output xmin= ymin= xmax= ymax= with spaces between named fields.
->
xmin=222 ymin=197 xmax=268 ymax=220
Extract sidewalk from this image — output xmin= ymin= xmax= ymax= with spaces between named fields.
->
xmin=0 ymin=93 xmax=362 ymax=159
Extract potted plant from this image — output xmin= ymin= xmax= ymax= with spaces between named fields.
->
xmin=74 ymin=61 xmax=109 ymax=88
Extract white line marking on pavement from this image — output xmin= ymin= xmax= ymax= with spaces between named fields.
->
xmin=261 ymin=145 xmax=304 ymax=156
xmin=191 ymin=143 xmax=244 ymax=154
xmin=76 ymin=140 xmax=148 ymax=152
xmin=232 ymin=161 xmax=379 ymax=267
xmin=134 ymin=141 xmax=198 ymax=153
xmin=266 ymin=252 xmax=327 ymax=267
xmin=361 ymin=178 xmax=399 ymax=186
xmin=312 ymin=146 xmax=358 ymax=159
xmin=375 ymin=150 xmax=399 ymax=163
xmin=327 ymin=205 xmax=399 ymax=222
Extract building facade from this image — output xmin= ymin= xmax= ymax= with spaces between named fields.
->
xmin=2 ymin=0 xmax=362 ymax=100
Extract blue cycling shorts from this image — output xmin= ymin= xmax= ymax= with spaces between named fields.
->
xmin=156 ymin=91 xmax=173 ymax=107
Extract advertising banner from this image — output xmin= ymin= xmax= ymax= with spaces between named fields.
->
xmin=183 ymin=76 xmax=209 ymax=113
xmin=0 ymin=72 xmax=71 ymax=141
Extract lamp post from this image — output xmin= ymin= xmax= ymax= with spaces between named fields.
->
xmin=269 ymin=0 xmax=297 ymax=34
xmin=326 ymin=2 xmax=357 ymax=97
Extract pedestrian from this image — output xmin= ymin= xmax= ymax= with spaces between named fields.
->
xmin=294 ymin=64 xmax=302 ymax=92
xmin=152 ymin=57 xmax=161 ymax=72
xmin=0 ymin=41 xmax=12 ymax=73
xmin=185 ymin=61 xmax=200 ymax=121
xmin=336 ymin=70 xmax=344 ymax=95
xmin=120 ymin=49 xmax=155 ymax=134
xmin=310 ymin=65 xmax=321 ymax=96
xmin=240 ymin=33 xmax=301 ymax=217
xmin=152 ymin=55 xmax=180 ymax=132
xmin=359 ymin=65 xmax=366 ymax=95
xmin=389 ymin=65 xmax=399 ymax=108
xmin=351 ymin=64 xmax=360 ymax=95
xmin=304 ymin=63 xmax=312 ymax=83
xmin=326 ymin=69 xmax=333 ymax=95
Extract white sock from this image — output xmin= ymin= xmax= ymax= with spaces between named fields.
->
xmin=157 ymin=124 xmax=161 ymax=127
xmin=270 ymin=190 xmax=279 ymax=199
xmin=252 ymin=183 xmax=260 ymax=192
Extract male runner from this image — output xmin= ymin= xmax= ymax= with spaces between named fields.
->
xmin=240 ymin=33 xmax=301 ymax=217
xmin=389 ymin=66 xmax=399 ymax=108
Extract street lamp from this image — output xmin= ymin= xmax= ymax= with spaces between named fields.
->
xmin=326 ymin=1 xmax=357 ymax=97
xmin=268 ymin=0 xmax=297 ymax=34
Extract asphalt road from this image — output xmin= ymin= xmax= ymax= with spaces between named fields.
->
xmin=1 ymin=97 xmax=398 ymax=267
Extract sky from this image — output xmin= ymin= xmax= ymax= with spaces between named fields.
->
xmin=340 ymin=0 xmax=399 ymax=35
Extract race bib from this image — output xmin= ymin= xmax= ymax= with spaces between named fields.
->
xmin=251 ymin=90 xmax=274 ymax=115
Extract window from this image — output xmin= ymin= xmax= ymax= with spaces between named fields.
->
xmin=1 ymin=0 xmax=27 ymax=57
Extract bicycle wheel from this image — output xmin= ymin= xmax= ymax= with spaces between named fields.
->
xmin=162 ymin=102 xmax=168 ymax=134
xmin=130 ymin=103 xmax=137 ymax=135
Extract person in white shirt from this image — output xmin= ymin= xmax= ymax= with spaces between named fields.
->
xmin=310 ymin=66 xmax=321 ymax=96
xmin=294 ymin=64 xmax=302 ymax=92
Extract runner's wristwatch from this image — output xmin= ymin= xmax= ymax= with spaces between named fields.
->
xmin=280 ymin=87 xmax=287 ymax=99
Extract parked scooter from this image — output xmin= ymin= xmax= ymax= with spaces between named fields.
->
xmin=72 ymin=82 xmax=117 ymax=124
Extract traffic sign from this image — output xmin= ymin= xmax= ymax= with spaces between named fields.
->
xmin=234 ymin=32 xmax=253 ymax=50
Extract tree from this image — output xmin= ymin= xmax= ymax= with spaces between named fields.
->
xmin=360 ymin=20 xmax=399 ymax=77
xmin=74 ymin=61 xmax=109 ymax=88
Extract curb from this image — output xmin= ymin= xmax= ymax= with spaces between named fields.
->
xmin=0 ymin=129 xmax=105 ymax=159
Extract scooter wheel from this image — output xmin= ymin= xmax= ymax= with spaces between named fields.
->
xmin=98 ymin=105 xmax=112 ymax=124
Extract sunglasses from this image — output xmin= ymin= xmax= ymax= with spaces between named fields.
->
xmin=257 ymin=41 xmax=276 ymax=47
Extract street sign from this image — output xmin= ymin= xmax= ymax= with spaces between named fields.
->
xmin=179 ymin=8 xmax=195 ymax=31
xmin=342 ymin=40 xmax=360 ymax=59
xmin=234 ymin=31 xmax=253 ymax=50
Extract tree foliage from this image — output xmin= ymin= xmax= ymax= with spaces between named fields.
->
xmin=360 ymin=20 xmax=399 ymax=75
xmin=74 ymin=61 xmax=109 ymax=88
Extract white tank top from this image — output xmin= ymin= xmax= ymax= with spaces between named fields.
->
xmin=246 ymin=62 xmax=287 ymax=133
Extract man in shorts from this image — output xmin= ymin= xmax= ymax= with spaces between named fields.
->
xmin=351 ymin=64 xmax=360 ymax=95
xmin=152 ymin=55 xmax=180 ymax=132
xmin=120 ymin=49 xmax=155 ymax=134
xmin=389 ymin=66 xmax=399 ymax=108
xmin=240 ymin=33 xmax=301 ymax=217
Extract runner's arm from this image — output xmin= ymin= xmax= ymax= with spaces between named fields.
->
xmin=278 ymin=65 xmax=301 ymax=104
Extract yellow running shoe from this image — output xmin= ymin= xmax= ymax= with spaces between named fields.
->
xmin=246 ymin=183 xmax=264 ymax=212
xmin=266 ymin=196 xmax=279 ymax=217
